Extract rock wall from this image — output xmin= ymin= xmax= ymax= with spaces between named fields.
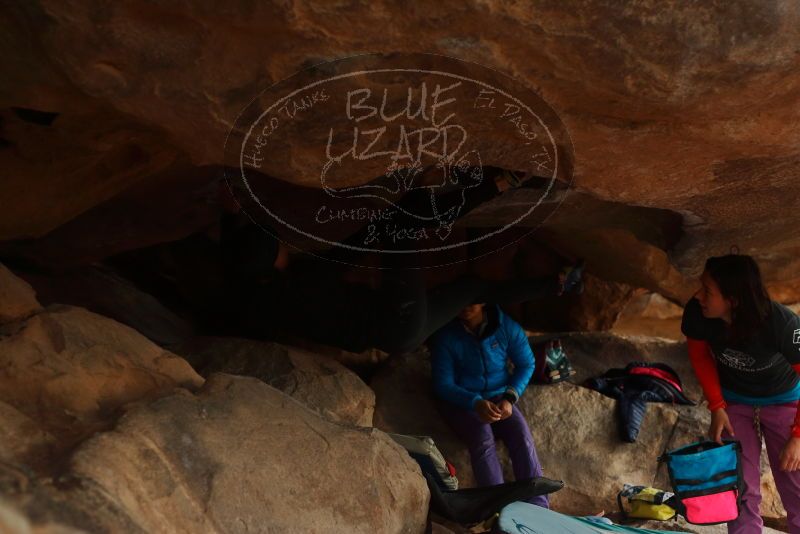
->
xmin=2 ymin=0 xmax=799 ymax=304
xmin=174 ymin=336 xmax=376 ymax=427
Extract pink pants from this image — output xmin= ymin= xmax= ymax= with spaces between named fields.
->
xmin=725 ymin=402 xmax=800 ymax=534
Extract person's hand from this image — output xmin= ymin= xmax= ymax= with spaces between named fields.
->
xmin=779 ymin=436 xmax=800 ymax=472
xmin=497 ymin=399 xmax=513 ymax=420
xmin=474 ymin=399 xmax=502 ymax=424
xmin=709 ymin=408 xmax=735 ymax=444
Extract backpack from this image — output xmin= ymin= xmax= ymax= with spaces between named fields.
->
xmin=388 ymin=433 xmax=458 ymax=490
xmin=616 ymin=484 xmax=677 ymax=521
xmin=658 ymin=439 xmax=744 ymax=525
xmin=531 ymin=339 xmax=574 ymax=384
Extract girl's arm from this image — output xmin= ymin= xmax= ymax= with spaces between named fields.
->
xmin=793 ymin=363 xmax=800 ymax=438
xmin=778 ymin=310 xmax=800 ymax=438
xmin=687 ymin=337 xmax=727 ymax=411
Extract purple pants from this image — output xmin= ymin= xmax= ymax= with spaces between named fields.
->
xmin=725 ymin=402 xmax=800 ymax=534
xmin=438 ymin=398 xmax=549 ymax=508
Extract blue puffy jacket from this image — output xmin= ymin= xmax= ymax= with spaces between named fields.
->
xmin=429 ymin=304 xmax=535 ymax=410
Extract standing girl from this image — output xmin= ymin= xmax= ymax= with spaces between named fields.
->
xmin=682 ymin=254 xmax=800 ymax=533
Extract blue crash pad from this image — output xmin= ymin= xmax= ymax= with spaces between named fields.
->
xmin=497 ymin=501 xmax=689 ymax=534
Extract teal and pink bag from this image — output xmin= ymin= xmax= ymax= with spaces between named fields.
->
xmin=658 ymin=439 xmax=744 ymax=525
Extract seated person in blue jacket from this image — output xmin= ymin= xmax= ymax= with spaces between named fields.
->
xmin=429 ymin=301 xmax=548 ymax=508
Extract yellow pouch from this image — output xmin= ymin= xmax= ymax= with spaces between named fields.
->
xmin=618 ymin=485 xmax=677 ymax=521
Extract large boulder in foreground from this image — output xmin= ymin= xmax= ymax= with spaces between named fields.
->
xmin=2 ymin=374 xmax=428 ymax=533
xmin=0 ymin=302 xmax=203 ymax=440
xmin=175 ymin=336 xmax=375 ymax=426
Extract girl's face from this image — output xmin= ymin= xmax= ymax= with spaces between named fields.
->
xmin=695 ymin=270 xmax=734 ymax=322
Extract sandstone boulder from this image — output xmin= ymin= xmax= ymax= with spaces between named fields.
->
xmin=517 ymin=381 xmax=678 ymax=514
xmin=515 ymin=273 xmax=636 ymax=332
xmin=31 ymin=374 xmax=426 ymax=533
xmin=0 ymin=401 xmax=55 ymax=467
xmin=0 ymin=303 xmax=203 ymax=439
xmin=613 ymin=291 xmax=685 ymax=340
xmin=175 ymin=336 xmax=375 ymax=427
xmin=635 ymin=293 xmax=684 ymax=320
xmin=0 ymin=263 xmax=42 ymax=325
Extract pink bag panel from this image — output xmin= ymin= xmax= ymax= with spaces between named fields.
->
xmin=682 ymin=490 xmax=739 ymax=524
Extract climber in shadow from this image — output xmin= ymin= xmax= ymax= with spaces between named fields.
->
xmin=217 ymin=173 xmax=584 ymax=355
xmin=428 ymin=301 xmax=549 ymax=508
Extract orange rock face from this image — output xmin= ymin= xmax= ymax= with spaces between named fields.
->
xmin=1 ymin=1 xmax=799 ymax=306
